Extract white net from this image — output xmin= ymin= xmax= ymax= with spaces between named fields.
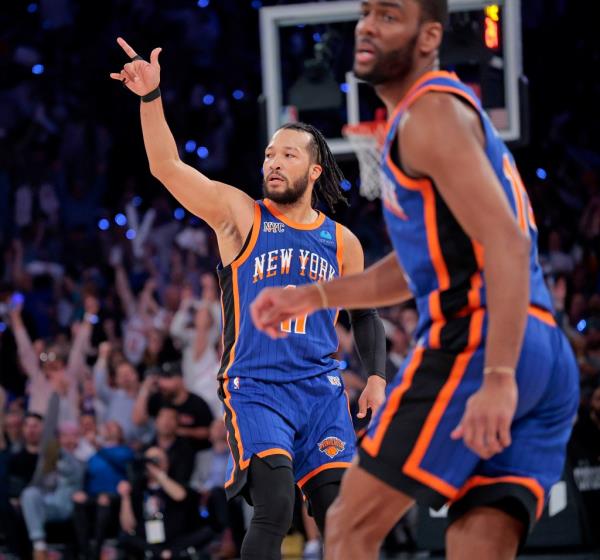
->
xmin=343 ymin=121 xmax=387 ymax=201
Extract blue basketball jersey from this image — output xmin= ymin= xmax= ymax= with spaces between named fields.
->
xmin=380 ymin=71 xmax=553 ymax=341
xmin=217 ymin=200 xmax=343 ymax=382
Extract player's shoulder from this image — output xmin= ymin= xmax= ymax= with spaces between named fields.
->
xmin=338 ymin=224 xmax=364 ymax=273
xmin=404 ymin=91 xmax=479 ymax=138
xmin=399 ymin=91 xmax=482 ymax=167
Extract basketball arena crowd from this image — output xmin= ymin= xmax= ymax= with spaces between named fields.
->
xmin=0 ymin=1 xmax=598 ymax=558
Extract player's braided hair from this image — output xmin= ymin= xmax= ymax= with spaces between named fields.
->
xmin=278 ymin=122 xmax=348 ymax=212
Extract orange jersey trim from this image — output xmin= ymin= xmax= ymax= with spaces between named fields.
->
xmin=386 ymin=71 xmax=461 ymax=126
xmin=361 ymin=347 xmax=425 ymax=457
xmin=231 ymin=202 xmax=262 ymax=267
xmin=503 ymin=156 xmax=527 ymax=232
xmin=222 ymin=204 xmax=263 ymax=485
xmin=335 ymin=222 xmax=344 ymax=275
xmin=453 ymin=475 xmax=545 ymax=520
xmin=263 ymin=198 xmax=326 ymax=230
xmin=333 ymin=221 xmax=345 ymax=325
xmin=528 ymin=305 xmax=555 ymax=327
xmin=297 ymin=462 xmax=352 ymax=489
xmin=402 ymin=309 xmax=485 ymax=498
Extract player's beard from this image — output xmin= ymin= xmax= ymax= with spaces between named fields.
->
xmin=263 ymin=170 xmax=310 ymax=205
xmin=354 ymin=31 xmax=419 ymax=86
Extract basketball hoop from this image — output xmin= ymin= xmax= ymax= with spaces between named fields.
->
xmin=342 ymin=111 xmax=388 ymax=201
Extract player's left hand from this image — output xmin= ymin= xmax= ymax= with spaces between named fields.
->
xmin=250 ymin=285 xmax=321 ymax=339
xmin=357 ymin=375 xmax=386 ymax=419
xmin=451 ymin=372 xmax=517 ymax=459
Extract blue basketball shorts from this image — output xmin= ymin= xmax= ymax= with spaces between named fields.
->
xmin=220 ymin=371 xmax=356 ymax=499
xmin=359 ymin=306 xmax=579 ymax=531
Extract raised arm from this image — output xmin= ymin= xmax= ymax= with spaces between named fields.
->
xmin=8 ymin=301 xmax=41 ymax=379
xmin=110 ymin=38 xmax=254 ymax=263
xmin=117 ymin=481 xmax=137 ymax=534
xmin=131 ymin=374 xmax=155 ymax=426
xmin=111 ymin=250 xmax=137 ymax=319
xmin=93 ymin=342 xmax=114 ymax=404
xmin=66 ymin=295 xmax=98 ymax=381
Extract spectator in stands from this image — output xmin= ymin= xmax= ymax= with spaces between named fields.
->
xmin=170 ymin=286 xmax=221 ymax=416
xmin=133 ymin=362 xmax=213 ymax=451
xmin=20 ymin=410 xmax=85 ymax=560
xmin=8 ymin=296 xmax=96 ymax=422
xmin=0 ymin=410 xmax=37 ymax=554
xmin=8 ymin=412 xmax=43 ymax=500
xmin=94 ymin=342 xmax=149 ymax=444
xmin=191 ymin=419 xmax=242 ymax=559
xmin=3 ymin=406 xmax=25 ymax=453
xmin=149 ymin=405 xmax=195 ymax=485
xmin=73 ymin=413 xmax=98 ymax=462
xmin=72 ymin=420 xmax=134 ymax=559
xmin=117 ymin=446 xmax=212 ymax=559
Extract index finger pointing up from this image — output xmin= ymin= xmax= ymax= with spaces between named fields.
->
xmin=117 ymin=37 xmax=138 ymax=59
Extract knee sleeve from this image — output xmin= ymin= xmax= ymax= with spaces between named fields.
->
xmin=306 ymin=481 xmax=340 ymax=535
xmin=241 ymin=456 xmax=295 ymax=560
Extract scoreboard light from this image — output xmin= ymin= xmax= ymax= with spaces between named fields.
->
xmin=485 ymin=4 xmax=499 ymax=22
xmin=484 ymin=5 xmax=500 ymax=50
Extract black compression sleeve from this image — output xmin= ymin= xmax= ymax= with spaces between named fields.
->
xmin=348 ymin=308 xmax=387 ymax=379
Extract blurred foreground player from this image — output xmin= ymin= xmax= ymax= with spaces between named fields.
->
xmin=251 ymin=1 xmax=579 ymax=558
xmin=110 ymin=38 xmax=386 ymax=560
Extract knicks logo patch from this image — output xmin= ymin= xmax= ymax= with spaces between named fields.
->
xmin=318 ymin=436 xmax=346 ymax=459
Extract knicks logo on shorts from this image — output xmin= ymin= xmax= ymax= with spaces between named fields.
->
xmin=318 ymin=436 xmax=346 ymax=458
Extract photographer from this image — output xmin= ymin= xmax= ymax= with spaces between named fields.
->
xmin=117 ymin=447 xmax=212 ymax=559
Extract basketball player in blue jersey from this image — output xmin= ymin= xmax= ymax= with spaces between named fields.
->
xmin=251 ymin=1 xmax=579 ymax=559
xmin=110 ymin=38 xmax=387 ymax=560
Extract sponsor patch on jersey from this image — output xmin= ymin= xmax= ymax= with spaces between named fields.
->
xmin=319 ymin=229 xmax=335 ymax=246
xmin=263 ymin=222 xmax=285 ymax=233
xmin=318 ymin=436 xmax=346 ymax=458
xmin=327 ymin=375 xmax=341 ymax=387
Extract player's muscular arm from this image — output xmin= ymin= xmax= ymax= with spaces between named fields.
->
xmin=401 ymin=93 xmax=530 ymax=373
xmin=139 ymin=98 xmax=254 ymax=234
xmin=110 ymin=38 xmax=254 ymax=263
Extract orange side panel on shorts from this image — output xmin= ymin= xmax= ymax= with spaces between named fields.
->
xmin=402 ymin=309 xmax=485 ymax=499
xmin=361 ymin=347 xmax=425 ymax=457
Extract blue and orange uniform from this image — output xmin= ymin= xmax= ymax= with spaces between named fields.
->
xmin=359 ymin=71 xmax=579 ymax=529
xmin=218 ymin=199 xmax=354 ymax=499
